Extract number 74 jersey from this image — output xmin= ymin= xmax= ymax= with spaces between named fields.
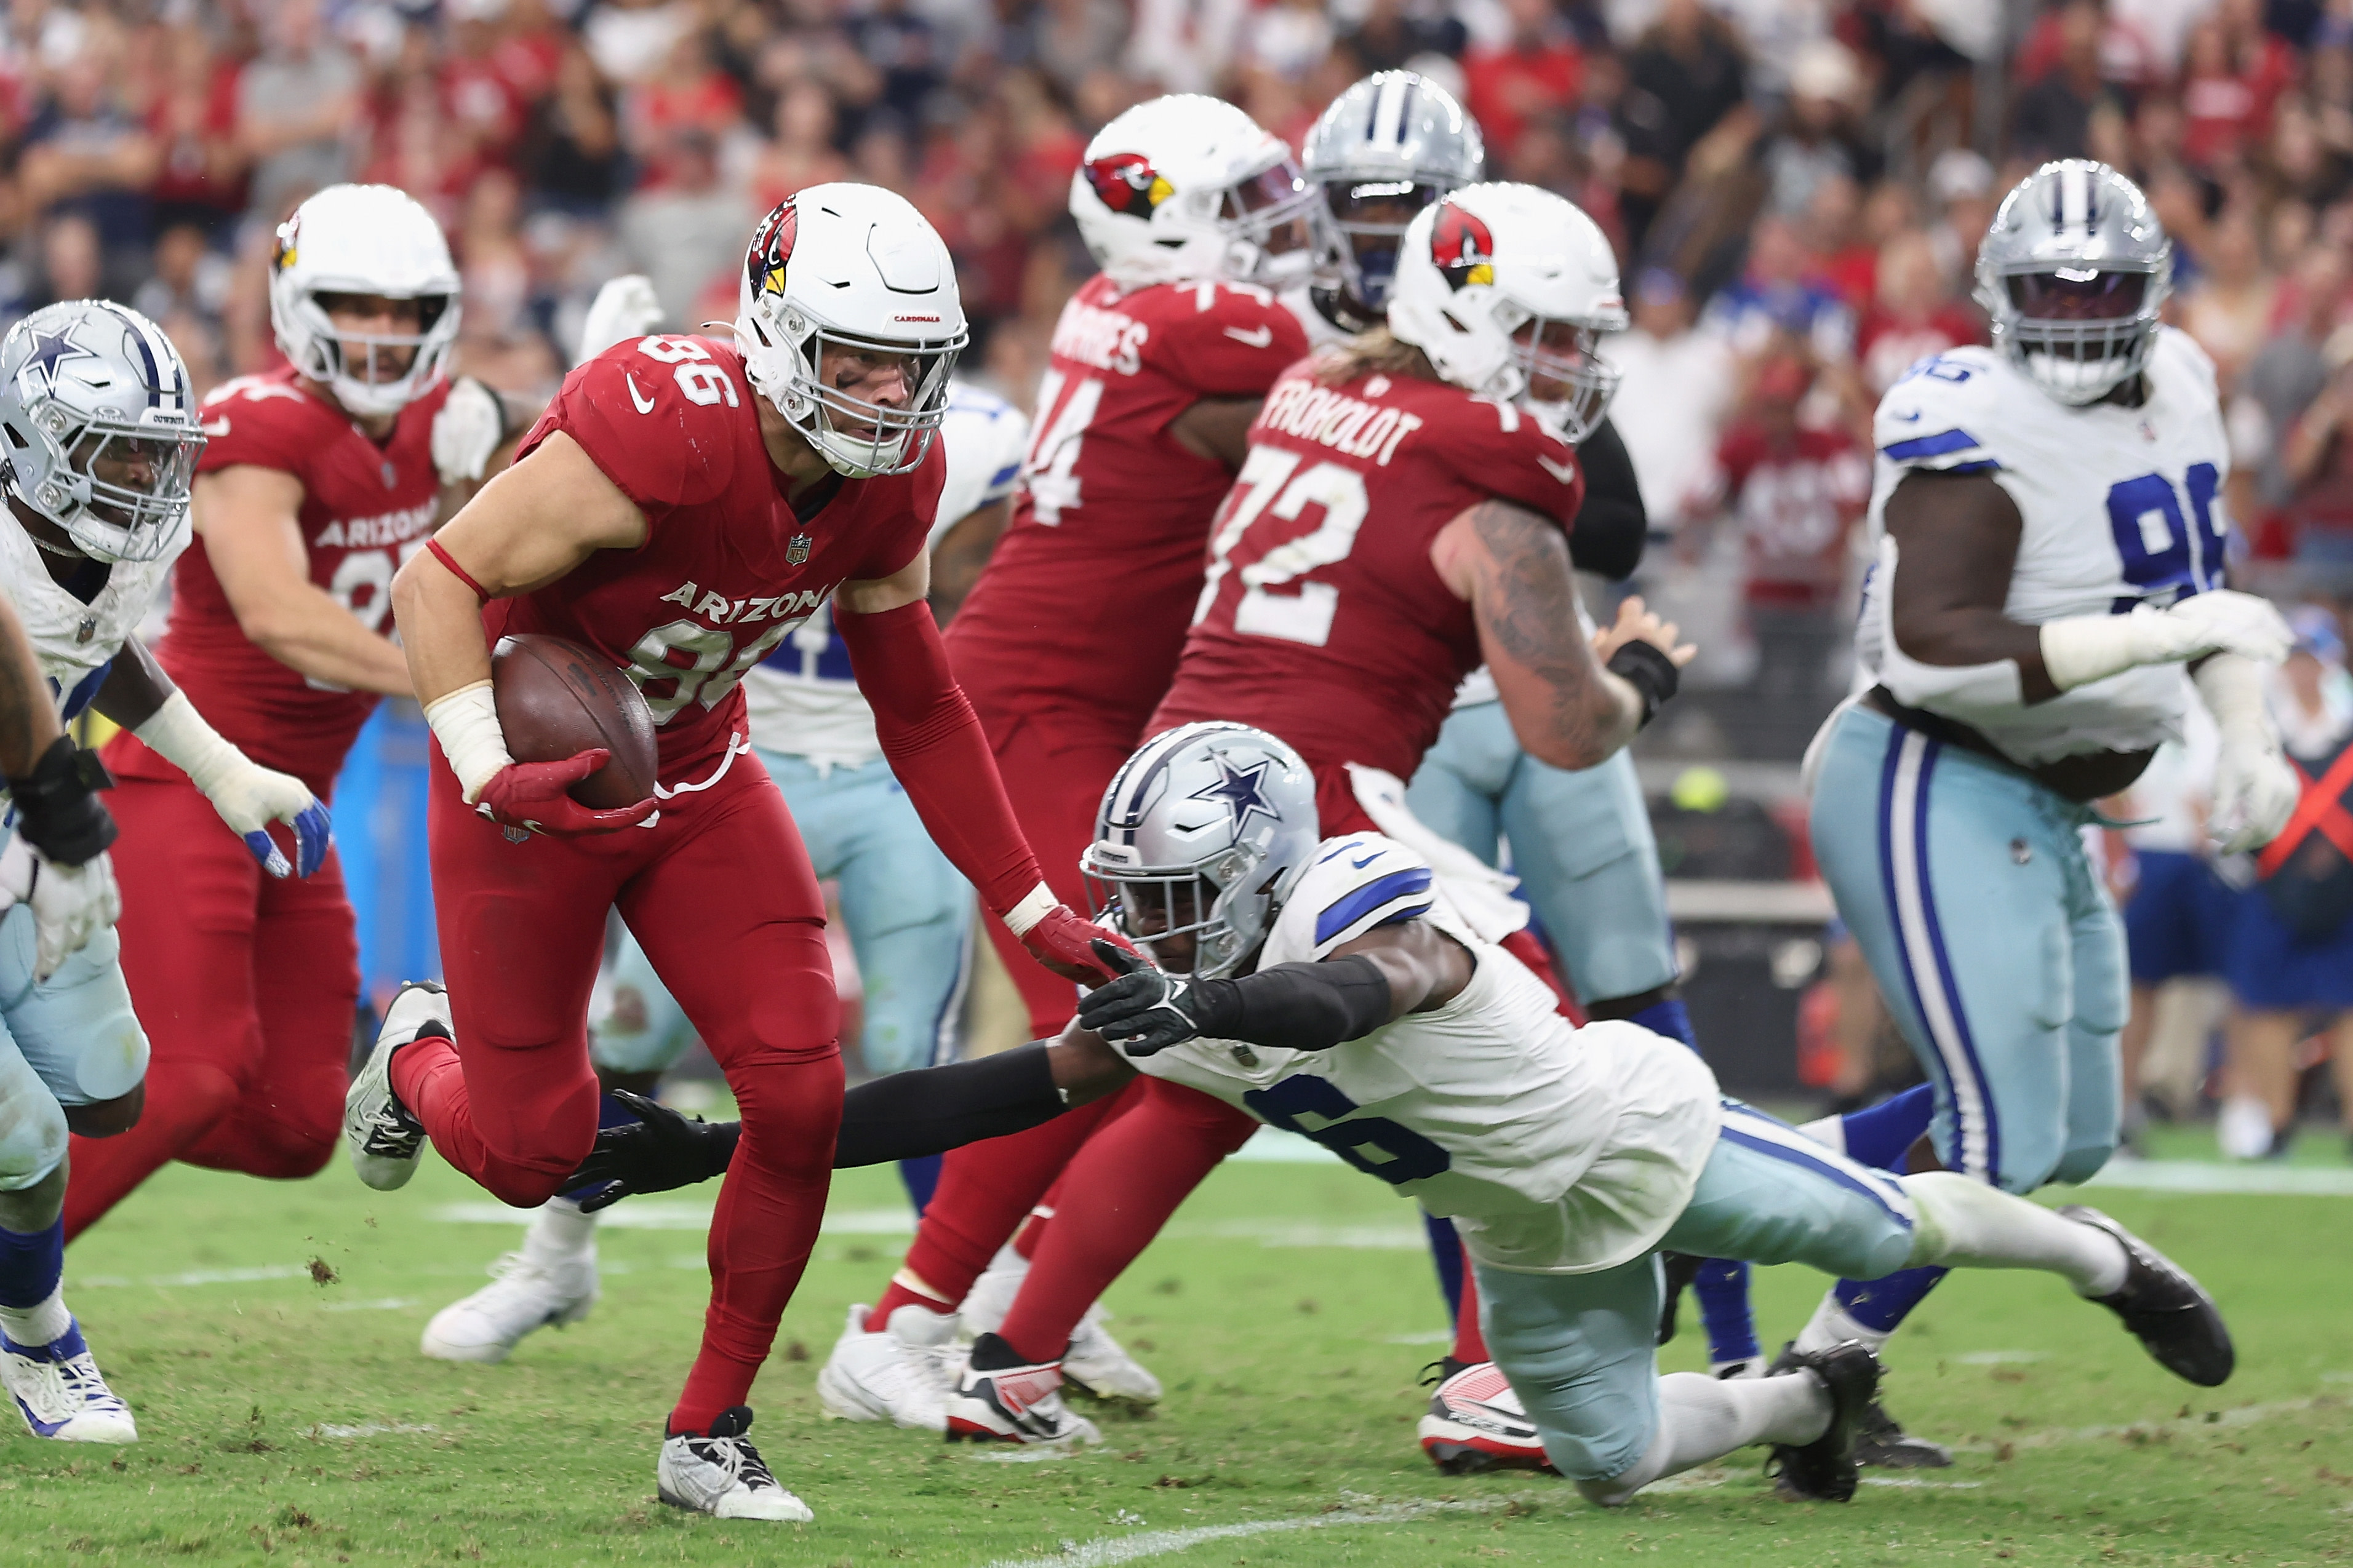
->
xmin=1855 ymin=328 xmax=2231 ymax=763
xmin=1129 ymin=832 xmax=1723 ymax=1274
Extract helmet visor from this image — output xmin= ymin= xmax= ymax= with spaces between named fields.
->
xmin=1510 ymin=319 xmax=1621 ymax=443
xmin=1221 ymin=156 xmax=1347 ymax=290
xmin=2005 ymin=269 xmax=2149 ymax=321
xmin=1322 ymin=180 xmax=1448 ymax=311
xmin=66 ymin=420 xmax=202 ymax=534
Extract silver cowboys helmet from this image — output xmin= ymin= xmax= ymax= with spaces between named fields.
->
xmin=1082 ymin=722 xmax=1321 ymax=980
xmin=0 ymin=300 xmax=204 ymax=563
xmin=1975 ymin=159 xmax=2171 ymax=406
xmin=1303 ymin=71 xmax=1485 ymax=324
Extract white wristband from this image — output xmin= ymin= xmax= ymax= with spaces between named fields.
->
xmin=1001 ymin=881 xmax=1057 ymax=938
xmin=2038 ymin=614 xmax=2152 ymax=693
xmin=2191 ymin=651 xmax=2272 ymax=739
xmin=132 ymin=690 xmax=248 ymax=796
xmin=423 ymin=680 xmax=515 ymax=804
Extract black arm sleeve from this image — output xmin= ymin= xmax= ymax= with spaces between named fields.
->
xmin=1189 ymin=955 xmax=1392 ymax=1053
xmin=831 ymin=1044 xmax=1067 ymax=1168
xmin=1565 ymin=416 xmax=1647 ymax=581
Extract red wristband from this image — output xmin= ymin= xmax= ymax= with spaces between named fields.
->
xmin=426 ymin=537 xmax=493 ymax=602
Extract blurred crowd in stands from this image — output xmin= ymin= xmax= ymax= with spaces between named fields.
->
xmin=7 ymin=0 xmax=2353 ymax=752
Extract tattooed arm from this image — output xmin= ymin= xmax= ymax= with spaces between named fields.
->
xmin=1430 ymin=498 xmax=1688 ymax=771
xmin=0 ymin=591 xmax=63 ymax=777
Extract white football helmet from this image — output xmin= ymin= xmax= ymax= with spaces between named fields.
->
xmin=735 ymin=183 xmax=967 ymax=479
xmin=270 ymin=183 xmax=461 ymax=418
xmin=1387 ymin=182 xmax=1628 ymax=441
xmin=1975 ymin=159 xmax=2172 ymax=406
xmin=1081 ymin=722 xmax=1321 ymax=981
xmin=0 ymin=300 xmax=203 ymax=563
xmin=1071 ymin=95 xmax=1344 ymax=293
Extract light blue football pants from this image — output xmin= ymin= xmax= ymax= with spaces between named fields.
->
xmin=0 ymin=908 xmax=147 ymax=1190
xmin=591 ymin=748 xmax=973 ymax=1078
xmin=1808 ymin=704 xmax=2124 ymax=1195
xmin=1406 ymin=701 xmax=1677 ymax=1005
xmin=1474 ymin=1103 xmax=1917 ymax=1481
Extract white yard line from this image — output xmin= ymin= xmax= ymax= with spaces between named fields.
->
xmin=980 ymin=1496 xmax=1509 ymax=1568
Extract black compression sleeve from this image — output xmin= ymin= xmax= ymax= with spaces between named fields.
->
xmin=1188 ymin=955 xmax=1392 ymax=1053
xmin=832 ymin=1044 xmax=1066 ymax=1167
xmin=1567 ymin=416 xmax=1648 ymax=581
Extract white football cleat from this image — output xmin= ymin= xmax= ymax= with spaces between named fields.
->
xmin=815 ymin=1303 xmax=959 ymax=1430
xmin=345 ymin=981 xmax=445 ymax=1190
xmin=1417 ymin=1361 xmax=1553 ymax=1474
xmin=657 ymin=1405 xmax=811 ymax=1521
xmin=2 ymin=1320 xmax=137 ymax=1443
xmin=943 ymin=1333 xmax=1101 ymax=1446
xmin=965 ymin=1245 xmax=1161 ymax=1404
xmin=420 ymin=1248 xmax=599 ymax=1363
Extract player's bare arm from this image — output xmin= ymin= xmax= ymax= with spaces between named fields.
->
xmin=390 ymin=431 xmax=649 ymax=705
xmin=194 ymin=465 xmax=415 ymax=695
xmin=0 ymin=593 xmax=63 ymax=776
xmin=89 ymin=636 xmax=175 ymax=730
xmin=1881 ymin=470 xmax=2056 ymax=700
xmin=1169 ymin=394 xmax=1264 ymax=466
xmin=1434 ymin=497 xmax=1688 ymax=771
xmin=927 ymin=496 xmax=1011 ymax=623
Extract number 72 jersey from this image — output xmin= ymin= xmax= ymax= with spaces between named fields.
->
xmin=1855 ymin=328 xmax=2232 ymax=763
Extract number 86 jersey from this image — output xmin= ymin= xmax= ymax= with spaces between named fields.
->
xmin=1855 ymin=328 xmax=2231 ymax=764
xmin=1130 ymin=834 xmax=1723 ymax=1275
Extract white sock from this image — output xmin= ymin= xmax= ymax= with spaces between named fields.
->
xmin=0 ymin=1286 xmax=72 ymax=1348
xmin=985 ymin=1242 xmax=1028 ymax=1275
xmin=521 ymin=1196 xmax=597 ymax=1266
xmin=1792 ymin=1291 xmax=1892 ymax=1357
xmin=1578 ymin=1371 xmax=1831 ymax=1506
xmin=1903 ymin=1172 xmax=2128 ymax=1296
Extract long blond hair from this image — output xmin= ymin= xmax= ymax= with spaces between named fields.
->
xmin=1315 ymin=325 xmax=1439 ymax=387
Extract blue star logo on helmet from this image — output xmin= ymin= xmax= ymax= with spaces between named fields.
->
xmin=1190 ymin=756 xmax=1279 ymax=833
xmin=22 ymin=325 xmax=90 ymax=389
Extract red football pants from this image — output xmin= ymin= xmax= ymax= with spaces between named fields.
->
xmin=64 ymin=775 xmax=359 ymax=1240
xmin=974 ymin=710 xmax=1138 ymax=1040
xmin=392 ymin=747 xmax=841 ymax=1432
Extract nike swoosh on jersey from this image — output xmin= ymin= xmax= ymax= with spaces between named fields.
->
xmin=1890 ymin=409 xmax=1922 ymax=421
xmin=202 ymin=416 xmax=230 ymax=437
xmin=1223 ymin=325 xmax=1275 ymax=349
xmin=626 ymin=373 xmax=657 ymax=415
xmin=1536 ymin=455 xmax=1578 ymax=485
xmin=1349 ymin=852 xmax=1381 ymax=869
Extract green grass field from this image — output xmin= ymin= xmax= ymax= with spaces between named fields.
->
xmin=8 ymin=1136 xmax=2351 ymax=1568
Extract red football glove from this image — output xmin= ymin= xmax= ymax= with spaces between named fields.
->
xmin=476 ymin=749 xmax=658 ymax=837
xmin=1020 ymin=903 xmax=1140 ymax=987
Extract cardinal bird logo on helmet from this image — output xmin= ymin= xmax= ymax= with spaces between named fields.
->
xmin=747 ymin=199 xmax=801 ymax=298
xmin=1431 ymin=202 xmax=1496 ymax=291
xmin=1086 ymin=154 xmax=1176 ymax=218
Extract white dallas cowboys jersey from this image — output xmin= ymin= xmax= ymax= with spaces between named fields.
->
xmin=742 ymin=382 xmax=1029 ymax=769
xmin=1855 ymin=328 xmax=2227 ymax=764
xmin=0 ymin=512 xmax=185 ymax=722
xmin=1133 ymin=832 xmax=1722 ymax=1274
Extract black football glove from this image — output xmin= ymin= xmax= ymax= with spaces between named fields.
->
xmin=563 ymin=1088 xmax=739 ymax=1214
xmin=1076 ymin=939 xmax=1215 ymax=1057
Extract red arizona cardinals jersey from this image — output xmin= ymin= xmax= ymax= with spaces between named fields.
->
xmin=1150 ymin=362 xmax=1588 ymax=782
xmin=502 ymin=333 xmax=941 ymax=781
xmin=945 ymin=274 xmax=1308 ymax=736
xmin=110 ymin=367 xmax=452 ymax=797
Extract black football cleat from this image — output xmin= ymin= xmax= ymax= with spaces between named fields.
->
xmin=1765 ymin=1341 xmax=1881 ymax=1502
xmin=1768 ymin=1340 xmax=1948 ymax=1469
xmin=2058 ymin=1206 xmax=2235 ymax=1387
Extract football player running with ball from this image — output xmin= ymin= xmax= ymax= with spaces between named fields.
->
xmin=0 ymin=302 xmax=315 ymax=1442
xmin=349 ymin=184 xmax=1125 ymax=1521
xmin=1796 ymin=162 xmax=2297 ymax=1392
xmin=64 ymin=185 xmax=529 ymax=1240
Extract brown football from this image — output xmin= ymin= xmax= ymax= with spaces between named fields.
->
xmin=490 ymin=634 xmax=659 ymax=810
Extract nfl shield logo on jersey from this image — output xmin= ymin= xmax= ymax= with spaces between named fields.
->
xmin=786 ymin=532 xmax=812 ymax=565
